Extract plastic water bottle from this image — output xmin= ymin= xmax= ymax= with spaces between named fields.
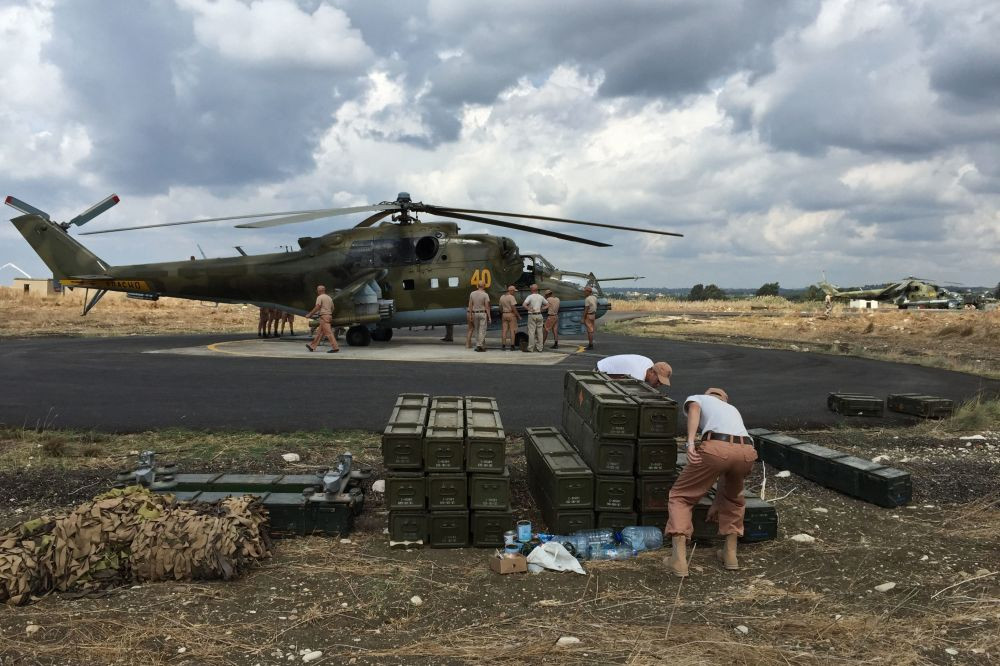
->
xmin=550 ymin=534 xmax=590 ymax=559
xmin=572 ymin=528 xmax=616 ymax=547
xmin=589 ymin=543 xmax=637 ymax=560
xmin=620 ymin=526 xmax=664 ymax=552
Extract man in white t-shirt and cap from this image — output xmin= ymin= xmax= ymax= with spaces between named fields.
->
xmin=664 ymin=387 xmax=757 ymax=577
xmin=596 ymin=354 xmax=672 ymax=389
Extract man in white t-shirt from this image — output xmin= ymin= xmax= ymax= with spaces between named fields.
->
xmin=596 ymin=354 xmax=672 ymax=389
xmin=521 ymin=284 xmax=548 ymax=352
xmin=664 ymin=388 xmax=757 ymax=577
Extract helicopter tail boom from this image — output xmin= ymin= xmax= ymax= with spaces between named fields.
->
xmin=10 ymin=214 xmax=111 ymax=282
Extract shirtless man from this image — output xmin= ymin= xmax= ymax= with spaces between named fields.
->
xmin=583 ymin=286 xmax=598 ymax=350
xmin=498 ymin=285 xmax=521 ymax=351
xmin=543 ymin=289 xmax=560 ymax=349
xmin=304 ymin=286 xmax=340 ymax=353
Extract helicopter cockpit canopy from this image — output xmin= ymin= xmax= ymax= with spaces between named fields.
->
xmin=517 ymin=254 xmax=557 ymax=287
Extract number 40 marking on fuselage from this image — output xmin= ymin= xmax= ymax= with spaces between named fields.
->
xmin=469 ymin=269 xmax=492 ymax=288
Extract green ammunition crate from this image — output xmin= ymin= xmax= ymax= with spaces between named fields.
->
xmin=825 ymin=455 xmax=885 ymax=497
xmin=464 ymin=396 xmax=502 ymax=428
xmin=150 ymin=479 xmax=179 ymax=493
xmin=595 ymin=476 xmax=636 ymax=512
xmin=859 ymin=467 xmax=912 ymax=507
xmin=470 ymin=510 xmax=514 ymax=547
xmin=755 ymin=433 xmax=807 ymax=471
xmin=388 ymin=511 xmax=428 ymax=542
xmin=584 ymin=392 xmax=640 ymax=439
xmin=428 ymin=510 xmax=469 ymax=548
xmin=261 ymin=493 xmax=311 ymax=536
xmin=211 ymin=474 xmax=282 ymax=493
xmin=887 ymin=393 xmax=954 ymax=419
xmin=636 ymin=475 xmax=675 ymax=513
xmin=466 ymin=427 xmax=505 ymax=474
xmin=827 ymin=392 xmax=884 ymax=417
xmin=636 ymin=440 xmax=677 ymax=475
xmin=469 ymin=467 xmax=511 ymax=510
xmin=423 ymin=426 xmax=465 ymax=471
xmin=639 ymin=512 xmax=668 ymax=529
xmin=561 ymin=400 xmax=585 ymax=449
xmin=525 ymin=430 xmax=594 ymax=508
xmin=171 ymin=473 xmax=222 ymax=491
xmin=427 ymin=473 xmax=468 ymax=510
xmin=193 ymin=491 xmax=251 ymax=503
xmin=611 ymin=378 xmax=678 ymax=437
xmin=386 ymin=472 xmax=426 ymax=510
xmin=596 ymin=511 xmax=639 ymax=533
xmin=311 ymin=499 xmax=355 ymax=536
xmin=429 ymin=396 xmax=465 ymax=425
xmin=740 ymin=493 xmax=778 ymax=543
xmin=578 ymin=421 xmax=635 ymax=475
xmin=170 ymin=491 xmax=203 ymax=502
xmin=382 ymin=422 xmax=424 ymax=470
xmin=795 ymin=443 xmax=847 ymax=479
xmin=563 ymin=371 xmax=611 ymax=411
xmin=394 ymin=393 xmax=431 ymax=413
xmin=746 ymin=428 xmax=773 ymax=439
xmin=544 ymin=507 xmax=595 ymax=535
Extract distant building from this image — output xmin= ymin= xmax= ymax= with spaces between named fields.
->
xmin=848 ymin=299 xmax=879 ymax=309
xmin=14 ymin=278 xmax=61 ymax=296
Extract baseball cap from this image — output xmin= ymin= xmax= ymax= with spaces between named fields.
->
xmin=705 ymin=387 xmax=729 ymax=402
xmin=652 ymin=362 xmax=672 ymax=386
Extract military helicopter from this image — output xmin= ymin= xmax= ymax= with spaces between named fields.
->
xmin=7 ymin=192 xmax=680 ymax=346
xmin=819 ymin=276 xmax=962 ymax=309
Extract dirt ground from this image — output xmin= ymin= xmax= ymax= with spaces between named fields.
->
xmin=606 ymin=298 xmax=1000 ymax=379
xmin=1 ymin=422 xmax=998 ymax=665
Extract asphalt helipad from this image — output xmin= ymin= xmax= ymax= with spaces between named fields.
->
xmin=1 ymin=328 xmax=996 ymax=433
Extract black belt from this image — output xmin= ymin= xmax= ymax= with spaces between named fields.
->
xmin=702 ymin=432 xmax=753 ymax=446
xmin=472 ymin=310 xmax=487 ymax=313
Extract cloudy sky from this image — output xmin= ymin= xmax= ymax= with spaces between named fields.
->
xmin=2 ymin=0 xmax=998 ymax=289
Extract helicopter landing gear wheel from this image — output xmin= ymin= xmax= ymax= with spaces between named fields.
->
xmin=346 ymin=325 xmax=372 ymax=347
xmin=370 ymin=326 xmax=393 ymax=342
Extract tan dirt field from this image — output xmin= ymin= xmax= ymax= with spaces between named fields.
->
xmin=607 ymin=297 xmax=1000 ymax=378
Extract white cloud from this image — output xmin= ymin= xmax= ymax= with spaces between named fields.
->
xmin=176 ymin=0 xmax=372 ymax=69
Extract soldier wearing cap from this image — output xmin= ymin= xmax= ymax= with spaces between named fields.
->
xmin=468 ymin=280 xmax=492 ymax=352
xmin=665 ymin=388 xmax=757 ymax=577
xmin=304 ymin=285 xmax=340 ymax=353
xmin=521 ymin=283 xmax=548 ymax=352
xmin=543 ymin=288 xmax=560 ymax=349
xmin=498 ymin=285 xmax=521 ymax=351
xmin=583 ymin=286 xmax=598 ymax=349
xmin=596 ymin=354 xmax=672 ymax=389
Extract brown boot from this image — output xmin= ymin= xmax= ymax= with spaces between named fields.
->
xmin=717 ymin=533 xmax=739 ymax=570
xmin=665 ymin=535 xmax=688 ymax=577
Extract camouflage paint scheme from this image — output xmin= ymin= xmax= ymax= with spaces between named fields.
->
xmin=820 ymin=278 xmax=962 ymax=309
xmin=11 ymin=214 xmax=609 ymax=341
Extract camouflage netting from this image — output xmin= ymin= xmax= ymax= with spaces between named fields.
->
xmin=0 ymin=486 xmax=272 ymax=606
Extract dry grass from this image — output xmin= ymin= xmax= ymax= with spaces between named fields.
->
xmin=609 ymin=296 xmax=807 ymax=313
xmin=0 ymin=286 xmax=261 ymax=337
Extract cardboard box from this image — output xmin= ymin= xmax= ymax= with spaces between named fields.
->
xmin=489 ymin=553 xmax=527 ymax=575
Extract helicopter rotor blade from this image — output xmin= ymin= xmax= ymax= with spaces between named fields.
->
xmin=425 ymin=207 xmax=611 ymax=247
xmin=430 ymin=206 xmax=683 ymax=238
xmin=235 ymin=204 xmax=399 ymax=229
xmin=354 ymin=209 xmax=396 ymax=228
xmin=81 ymin=204 xmax=399 ymax=235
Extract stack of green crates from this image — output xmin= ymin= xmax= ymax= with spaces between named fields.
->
xmin=559 ymin=371 xmax=680 ymax=532
xmin=384 ymin=394 xmax=512 ymax=547
xmin=524 ymin=427 xmax=595 ymax=533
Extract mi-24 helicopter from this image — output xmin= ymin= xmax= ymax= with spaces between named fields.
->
xmin=820 ymin=276 xmax=962 ymax=309
xmin=7 ymin=192 xmax=678 ymax=345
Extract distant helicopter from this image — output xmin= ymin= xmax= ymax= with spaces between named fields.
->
xmin=819 ymin=276 xmax=962 ymax=309
xmin=7 ymin=192 xmax=679 ymax=346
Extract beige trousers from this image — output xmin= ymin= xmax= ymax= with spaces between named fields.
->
xmin=666 ymin=440 xmax=757 ymax=537
xmin=473 ymin=312 xmax=488 ymax=348
xmin=526 ymin=313 xmax=544 ymax=351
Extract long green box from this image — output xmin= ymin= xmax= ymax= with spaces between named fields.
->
xmin=635 ymin=440 xmax=677 ymax=475
xmin=581 ymin=387 xmax=639 ymax=439
xmin=428 ymin=510 xmax=469 ymax=548
xmin=636 ymin=475 xmax=675 ymax=512
xmin=382 ymin=422 xmax=424 ymax=470
xmin=795 ymin=443 xmax=847 ymax=479
xmin=887 ymin=393 xmax=954 ymax=419
xmin=426 ymin=473 xmax=467 ymax=510
xmin=429 ymin=396 xmax=465 ymax=426
xmin=596 ymin=511 xmax=639 ymax=532
xmin=859 ymin=467 xmax=912 ymax=507
xmin=386 ymin=472 xmax=425 ymax=509
xmin=211 ymin=474 xmax=282 ymax=493
xmin=595 ymin=476 xmax=636 ymax=512
xmin=827 ymin=392 xmax=884 ymax=417
xmin=754 ymin=432 xmax=807 ymax=471
xmin=825 ymin=455 xmax=885 ymax=497
xmin=525 ymin=428 xmax=593 ymax=508
xmin=469 ymin=467 xmax=511 ymax=510
xmin=310 ymin=497 xmax=356 ymax=537
xmin=388 ymin=511 xmax=427 ymax=542
xmin=563 ymin=371 xmax=611 ymax=411
xmin=561 ymin=400 xmax=585 ymax=450
xmin=263 ymin=493 xmax=312 ymax=536
xmin=470 ymin=510 xmax=514 ymax=548
xmin=577 ymin=421 xmax=635 ymax=475
xmin=611 ymin=378 xmax=678 ymax=438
